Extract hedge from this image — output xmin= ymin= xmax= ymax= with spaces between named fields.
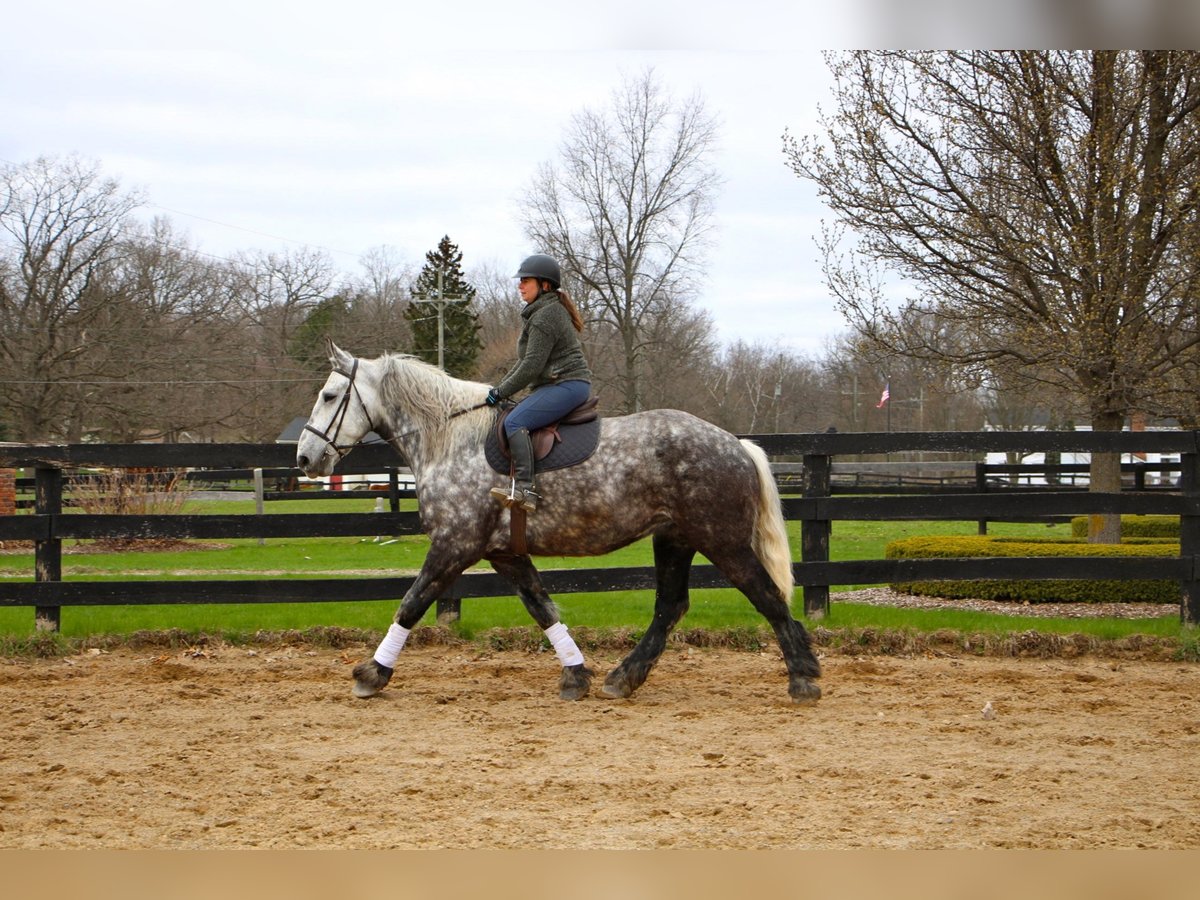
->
xmin=1069 ymin=514 xmax=1179 ymax=539
xmin=887 ymin=535 xmax=1179 ymax=604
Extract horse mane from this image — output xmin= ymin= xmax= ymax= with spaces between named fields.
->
xmin=375 ymin=353 xmax=492 ymax=456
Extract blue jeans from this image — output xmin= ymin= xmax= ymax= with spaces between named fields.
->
xmin=504 ymin=380 xmax=591 ymax=435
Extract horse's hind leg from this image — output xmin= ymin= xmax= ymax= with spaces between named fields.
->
xmin=489 ymin=553 xmax=592 ymax=700
xmin=709 ymin=548 xmax=821 ymax=704
xmin=602 ymin=529 xmax=695 ymax=700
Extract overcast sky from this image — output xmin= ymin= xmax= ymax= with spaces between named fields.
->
xmin=4 ymin=2 xmax=1194 ymax=358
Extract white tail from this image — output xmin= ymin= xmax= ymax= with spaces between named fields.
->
xmin=739 ymin=439 xmax=795 ymax=606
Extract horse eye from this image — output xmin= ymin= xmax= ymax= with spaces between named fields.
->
xmin=322 ymin=391 xmax=336 ymax=403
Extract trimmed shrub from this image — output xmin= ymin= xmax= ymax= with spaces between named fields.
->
xmin=1069 ymin=515 xmax=1179 ymax=539
xmin=887 ymin=535 xmax=1179 ymax=604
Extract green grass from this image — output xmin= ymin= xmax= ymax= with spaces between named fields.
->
xmin=0 ymin=501 xmax=1188 ymax=645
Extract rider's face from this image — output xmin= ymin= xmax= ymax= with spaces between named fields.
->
xmin=517 ymin=277 xmax=541 ymax=303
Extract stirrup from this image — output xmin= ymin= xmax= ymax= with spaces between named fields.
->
xmin=490 ymin=480 xmax=518 ymax=508
xmin=515 ymin=487 xmax=540 ymax=513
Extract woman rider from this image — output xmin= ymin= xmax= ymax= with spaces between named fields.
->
xmin=485 ymin=253 xmax=591 ymax=512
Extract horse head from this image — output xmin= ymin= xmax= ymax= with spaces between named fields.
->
xmin=295 ymin=341 xmax=381 ymax=477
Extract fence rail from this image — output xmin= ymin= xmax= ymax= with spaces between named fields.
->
xmin=3 ymin=431 xmax=1199 ymax=631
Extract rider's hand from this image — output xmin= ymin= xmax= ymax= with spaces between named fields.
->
xmin=485 ymin=387 xmax=502 ymax=407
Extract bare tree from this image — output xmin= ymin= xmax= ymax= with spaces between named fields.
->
xmin=0 ymin=155 xmax=144 ymax=440
xmin=223 ymin=247 xmax=337 ymax=441
xmin=639 ymin=302 xmax=718 ymax=414
xmin=705 ymin=341 xmax=834 ymax=436
xmin=84 ymin=217 xmax=246 ymax=441
xmin=343 ymin=244 xmax=416 ymax=355
xmin=468 ymin=261 xmax=526 ymax=386
xmin=786 ymin=51 xmax=1200 ymax=540
xmin=521 ymin=69 xmax=722 ymax=413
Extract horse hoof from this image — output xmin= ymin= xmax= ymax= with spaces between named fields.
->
xmin=600 ymin=676 xmax=633 ymax=699
xmin=559 ymin=664 xmax=593 ymax=701
xmin=351 ymin=659 xmax=393 ymax=699
xmin=789 ymin=677 xmax=822 ymax=705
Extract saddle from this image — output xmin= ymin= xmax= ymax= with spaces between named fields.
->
xmin=484 ymin=396 xmax=602 ymax=558
xmin=484 ymin=396 xmax=601 ymax=475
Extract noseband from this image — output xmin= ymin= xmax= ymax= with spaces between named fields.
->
xmin=303 ymin=358 xmax=378 ymax=461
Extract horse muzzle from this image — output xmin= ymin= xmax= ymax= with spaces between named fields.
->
xmin=296 ymin=437 xmax=338 ymax=478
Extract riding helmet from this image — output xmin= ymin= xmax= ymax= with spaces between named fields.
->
xmin=514 ymin=253 xmax=562 ymax=288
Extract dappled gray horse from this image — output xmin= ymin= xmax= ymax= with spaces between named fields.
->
xmin=296 ymin=342 xmax=820 ymax=704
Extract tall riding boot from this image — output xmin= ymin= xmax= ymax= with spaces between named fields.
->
xmin=491 ymin=427 xmax=539 ymax=512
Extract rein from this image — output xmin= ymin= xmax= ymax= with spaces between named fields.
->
xmin=381 ymin=400 xmax=490 ymax=444
xmin=303 ymin=356 xmax=488 ymax=460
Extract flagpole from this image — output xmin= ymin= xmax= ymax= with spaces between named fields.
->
xmin=878 ymin=375 xmax=891 ymax=462
xmin=877 ymin=375 xmax=891 ymax=432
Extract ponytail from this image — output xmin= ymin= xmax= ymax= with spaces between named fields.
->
xmin=557 ymin=289 xmax=584 ymax=333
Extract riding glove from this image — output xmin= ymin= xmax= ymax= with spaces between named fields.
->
xmin=485 ymin=387 xmax=502 ymax=407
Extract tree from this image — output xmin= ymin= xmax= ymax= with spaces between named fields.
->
xmin=521 ymin=68 xmax=721 ymax=414
xmin=223 ymin=246 xmax=337 ymax=441
xmin=786 ymin=51 xmax=1200 ymax=540
xmin=468 ymin=261 xmax=525 ymax=386
xmin=341 ymin=245 xmax=416 ymax=356
xmin=0 ymin=155 xmax=144 ymax=440
xmin=85 ymin=217 xmax=245 ymax=441
xmin=404 ymin=236 xmax=482 ymax=378
xmin=637 ymin=302 xmax=718 ymax=414
xmin=289 ymin=294 xmax=350 ymax=373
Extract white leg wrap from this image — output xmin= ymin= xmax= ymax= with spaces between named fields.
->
xmin=373 ymin=623 xmax=411 ymax=668
xmin=544 ymin=622 xmax=585 ymax=667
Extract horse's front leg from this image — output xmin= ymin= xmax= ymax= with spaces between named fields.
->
xmin=351 ymin=548 xmax=475 ymax=699
xmin=489 ymin=553 xmax=592 ymax=700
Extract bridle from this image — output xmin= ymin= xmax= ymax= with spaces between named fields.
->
xmin=302 ymin=356 xmax=490 ymax=463
xmin=302 ymin=358 xmax=378 ymax=462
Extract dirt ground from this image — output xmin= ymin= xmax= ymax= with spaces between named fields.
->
xmin=1 ymin=640 xmax=1199 ymax=849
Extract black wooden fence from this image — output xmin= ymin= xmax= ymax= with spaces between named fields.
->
xmin=2 ymin=430 xmax=1199 ymax=632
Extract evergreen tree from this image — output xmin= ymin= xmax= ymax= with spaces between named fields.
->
xmin=289 ymin=294 xmax=350 ymax=374
xmin=404 ymin=236 xmax=482 ymax=378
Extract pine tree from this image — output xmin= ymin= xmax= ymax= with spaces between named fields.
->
xmin=404 ymin=236 xmax=483 ymax=378
xmin=289 ymin=294 xmax=349 ymax=374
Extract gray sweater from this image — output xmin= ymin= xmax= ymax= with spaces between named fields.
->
xmin=495 ymin=291 xmax=591 ymax=398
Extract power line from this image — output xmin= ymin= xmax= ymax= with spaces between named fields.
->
xmin=144 ymin=203 xmax=362 ymax=259
xmin=5 ymin=378 xmax=317 ymax=386
xmin=1 ymin=155 xmax=367 ymax=265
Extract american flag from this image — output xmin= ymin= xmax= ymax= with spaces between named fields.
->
xmin=876 ymin=383 xmax=890 ymax=408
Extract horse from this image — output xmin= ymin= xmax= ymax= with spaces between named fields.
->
xmin=295 ymin=342 xmax=821 ymax=704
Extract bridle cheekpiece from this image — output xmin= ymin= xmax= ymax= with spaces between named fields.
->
xmin=302 ymin=358 xmax=377 ymax=462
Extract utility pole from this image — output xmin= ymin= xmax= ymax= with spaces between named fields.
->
xmin=840 ymin=372 xmax=861 ymax=430
xmin=411 ymin=269 xmax=469 ymax=370
xmin=773 ymin=353 xmax=783 ymax=433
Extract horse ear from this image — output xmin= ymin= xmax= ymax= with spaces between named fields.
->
xmin=327 ymin=340 xmax=352 ymax=371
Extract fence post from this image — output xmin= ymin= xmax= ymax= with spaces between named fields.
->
xmin=436 ymin=598 xmax=461 ymax=624
xmin=801 ymin=453 xmax=831 ymax=620
xmin=253 ymin=468 xmax=265 ymax=546
xmin=975 ymin=462 xmax=989 ymax=535
xmin=34 ymin=465 xmax=63 ymax=632
xmin=1180 ymin=451 xmax=1200 ymax=627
